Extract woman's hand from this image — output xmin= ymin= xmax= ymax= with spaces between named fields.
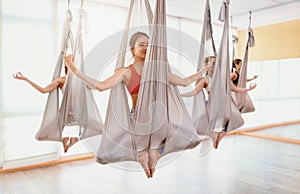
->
xmin=248 ymin=83 xmax=257 ymax=91
xmin=13 ymin=72 xmax=27 ymax=81
xmin=64 ymin=52 xmax=77 ymax=75
xmin=203 ymin=56 xmax=210 ymax=67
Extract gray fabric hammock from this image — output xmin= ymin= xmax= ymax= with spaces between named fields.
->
xmin=232 ymin=12 xmax=255 ymax=113
xmin=95 ymin=0 xmax=201 ymax=164
xmin=192 ymin=0 xmax=217 ymax=135
xmin=95 ymin=0 xmax=153 ymax=163
xmin=69 ymin=7 xmax=103 ymax=139
xmin=192 ymin=0 xmax=243 ymax=135
xmin=207 ymin=0 xmax=244 ymax=133
xmin=135 ymin=0 xmax=200 ymax=156
xmin=36 ymin=6 xmax=103 ymax=141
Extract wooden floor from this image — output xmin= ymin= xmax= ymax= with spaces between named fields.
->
xmin=1 ymin=124 xmax=300 ymax=194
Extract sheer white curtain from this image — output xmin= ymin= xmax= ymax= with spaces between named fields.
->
xmin=0 ymin=0 xmax=128 ymax=169
xmin=1 ymin=0 xmax=58 ymax=169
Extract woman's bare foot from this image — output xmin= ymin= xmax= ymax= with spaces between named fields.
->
xmin=148 ymin=149 xmax=161 ymax=178
xmin=62 ymin=137 xmax=70 ymax=153
xmin=216 ymin=131 xmax=226 ymax=148
xmin=137 ymin=150 xmax=151 ymax=178
xmin=65 ymin=137 xmax=78 ymax=152
xmin=211 ymin=132 xmax=219 ymax=149
xmin=211 ymin=131 xmax=226 ymax=149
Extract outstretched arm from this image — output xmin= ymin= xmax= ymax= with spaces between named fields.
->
xmin=247 ymin=75 xmax=258 ymax=82
xmin=181 ymin=78 xmax=208 ymax=97
xmin=168 ymin=66 xmax=209 ymax=87
xmin=13 ymin=72 xmax=63 ymax=93
xmin=64 ymin=53 xmax=127 ymax=92
xmin=231 ymin=82 xmax=257 ymax=93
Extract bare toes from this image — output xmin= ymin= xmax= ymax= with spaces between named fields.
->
xmin=138 ymin=150 xmax=151 ymax=178
xmin=148 ymin=149 xmax=161 ymax=178
xmin=62 ymin=137 xmax=70 ymax=153
xmin=65 ymin=137 xmax=79 ymax=152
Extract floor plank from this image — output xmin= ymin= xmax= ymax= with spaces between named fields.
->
xmin=250 ymin=124 xmax=300 ymax=140
xmin=1 ymin=133 xmax=300 ymax=194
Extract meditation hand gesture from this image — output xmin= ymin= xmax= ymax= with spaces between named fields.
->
xmin=248 ymin=82 xmax=257 ymax=91
xmin=13 ymin=72 xmax=27 ymax=81
xmin=64 ymin=52 xmax=77 ymax=74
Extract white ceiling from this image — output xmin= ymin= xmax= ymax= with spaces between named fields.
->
xmin=167 ymin=0 xmax=300 ymax=29
xmin=91 ymin=0 xmax=300 ymax=29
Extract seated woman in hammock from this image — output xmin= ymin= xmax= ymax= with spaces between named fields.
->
xmin=181 ymin=56 xmax=257 ymax=97
xmin=231 ymin=58 xmax=258 ymax=86
xmin=64 ymin=31 xmax=209 ymax=178
xmin=13 ymin=66 xmax=79 ymax=153
xmin=181 ymin=56 xmax=257 ymax=149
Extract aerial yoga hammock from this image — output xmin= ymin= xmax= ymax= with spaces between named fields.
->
xmin=98 ymin=0 xmax=201 ymax=170
xmin=191 ymin=0 xmax=217 ymax=137
xmin=205 ymin=0 xmax=245 ymax=147
xmin=65 ymin=0 xmax=206 ymax=178
xmin=35 ymin=1 xmax=103 ymax=151
xmin=231 ymin=11 xmax=256 ymax=113
xmin=184 ymin=0 xmax=245 ymax=150
xmin=93 ymin=0 xmax=154 ymax=165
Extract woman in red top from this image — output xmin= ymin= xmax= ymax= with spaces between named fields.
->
xmin=64 ymin=31 xmax=208 ymax=178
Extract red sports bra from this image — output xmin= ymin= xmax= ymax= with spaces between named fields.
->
xmin=126 ymin=64 xmax=141 ymax=95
